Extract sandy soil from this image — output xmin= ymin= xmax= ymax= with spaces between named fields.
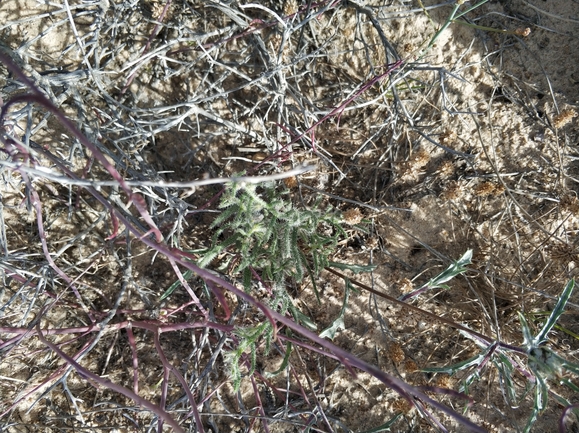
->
xmin=1 ymin=0 xmax=578 ymax=432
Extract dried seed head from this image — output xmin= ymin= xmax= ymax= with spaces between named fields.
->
xmin=553 ymin=109 xmax=577 ymax=129
xmin=474 ymin=181 xmax=504 ymax=197
xmin=436 ymin=374 xmax=454 ymax=389
xmin=283 ymin=0 xmax=298 ymax=15
xmin=148 ymin=0 xmax=173 ymax=20
xmin=441 ymin=180 xmax=462 ymax=200
xmin=392 ymin=398 xmax=413 ymax=414
xmin=388 ymin=342 xmax=405 ymax=364
xmin=283 ymin=176 xmax=298 ymax=189
xmin=493 ymin=183 xmax=506 ymax=195
xmin=437 ymin=159 xmax=455 ymax=177
xmin=410 ymin=149 xmax=430 ymax=168
xmin=474 ymin=182 xmax=495 ymax=196
xmin=398 ymin=149 xmax=430 ymax=179
xmin=343 ymin=208 xmax=363 ymax=225
xmin=404 ymin=359 xmax=418 ymax=373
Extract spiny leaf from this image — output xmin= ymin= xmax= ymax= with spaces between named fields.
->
xmin=265 ymin=341 xmax=293 ymax=378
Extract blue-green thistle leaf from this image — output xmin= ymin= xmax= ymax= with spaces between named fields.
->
xmin=534 ymin=279 xmax=574 ymax=346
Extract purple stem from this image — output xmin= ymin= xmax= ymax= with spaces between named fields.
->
xmin=0 ymin=45 xmax=486 ymax=433
xmin=35 ymin=321 xmax=187 ymax=433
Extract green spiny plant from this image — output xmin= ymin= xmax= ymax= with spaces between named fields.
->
xmin=158 ymin=181 xmax=375 ymax=389
xmin=198 ymin=180 xmax=346 ymax=295
xmin=196 ymin=180 xmax=360 ymax=388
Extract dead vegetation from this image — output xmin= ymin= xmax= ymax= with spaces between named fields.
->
xmin=1 ymin=0 xmax=579 ymax=432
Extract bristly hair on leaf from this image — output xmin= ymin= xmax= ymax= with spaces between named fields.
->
xmin=197 ymin=180 xmax=351 ymax=390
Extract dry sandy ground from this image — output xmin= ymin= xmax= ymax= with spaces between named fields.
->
xmin=0 ymin=0 xmax=579 ymax=432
